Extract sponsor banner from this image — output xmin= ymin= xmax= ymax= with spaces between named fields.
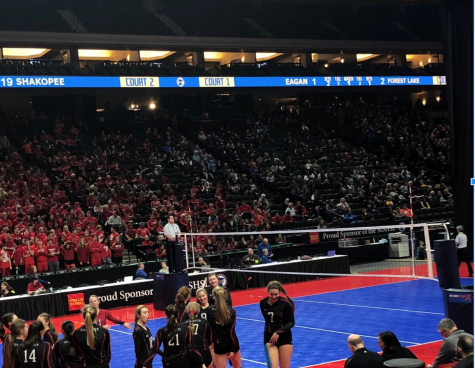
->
xmin=67 ymin=293 xmax=85 ymax=311
xmin=320 ymin=228 xmax=398 ymax=241
xmin=449 ymin=292 xmax=472 ymax=303
xmin=309 ymin=232 xmax=320 ymax=243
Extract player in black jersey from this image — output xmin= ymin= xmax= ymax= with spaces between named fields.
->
xmin=132 ymin=305 xmax=154 ymax=368
xmin=259 ymin=280 xmax=295 ymax=368
xmin=196 ymin=288 xmax=215 ymax=321
xmin=144 ymin=304 xmax=206 ymax=368
xmin=37 ymin=314 xmax=58 ymax=349
xmin=205 ymin=274 xmax=232 ymax=306
xmin=209 ymin=287 xmax=241 ymax=368
xmin=185 ymin=302 xmax=214 ymax=368
xmin=73 ymin=305 xmax=111 ymax=368
xmin=175 ymin=286 xmax=191 ymax=323
xmin=54 ymin=321 xmax=82 ymax=368
xmin=3 ymin=318 xmax=27 ymax=368
xmin=14 ymin=321 xmax=54 ymax=368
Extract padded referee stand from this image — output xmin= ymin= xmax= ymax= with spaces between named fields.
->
xmin=434 ymin=240 xmax=461 ymax=289
xmin=383 ymin=358 xmax=425 ymax=368
xmin=153 ymin=273 xmax=189 ymax=311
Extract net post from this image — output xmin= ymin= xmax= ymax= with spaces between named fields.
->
xmin=184 ymin=234 xmax=189 ymax=270
xmin=423 ymin=224 xmax=434 ymax=279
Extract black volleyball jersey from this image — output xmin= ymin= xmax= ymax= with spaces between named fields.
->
xmin=133 ymin=325 xmax=154 ymax=367
xmin=73 ymin=324 xmax=111 ymax=366
xmin=145 ymin=323 xmax=204 ymax=366
xmin=53 ymin=337 xmax=83 ymax=368
xmin=42 ymin=331 xmax=57 ymax=349
xmin=209 ymin=306 xmax=239 ymax=349
xmin=259 ymin=296 xmax=295 ymax=334
xmin=199 ymin=305 xmax=215 ymax=321
xmin=15 ymin=341 xmax=54 ymax=368
xmin=182 ymin=318 xmax=213 ymax=350
xmin=176 ymin=305 xmax=187 ymax=323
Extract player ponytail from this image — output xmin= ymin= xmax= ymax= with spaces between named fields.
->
xmin=175 ymin=286 xmax=191 ymax=309
xmin=132 ymin=305 xmax=147 ymax=340
xmin=267 ymin=281 xmax=295 ymax=311
xmin=23 ymin=321 xmax=44 ymax=350
xmin=38 ymin=312 xmax=59 ymax=343
xmin=3 ymin=318 xmax=24 ymax=368
xmin=212 ymin=287 xmax=231 ymax=325
xmin=186 ymin=302 xmax=200 ymax=332
xmin=0 ymin=313 xmax=15 ymax=342
xmin=61 ymin=321 xmax=77 ymax=357
xmin=165 ymin=304 xmax=179 ymax=339
xmin=82 ymin=305 xmax=98 ymax=350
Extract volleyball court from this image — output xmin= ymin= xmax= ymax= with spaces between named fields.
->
xmin=1 ymin=222 xmax=473 ymax=368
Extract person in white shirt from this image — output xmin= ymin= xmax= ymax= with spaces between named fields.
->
xmin=455 ymin=225 xmax=473 ymax=277
xmin=163 ymin=215 xmax=183 ymax=273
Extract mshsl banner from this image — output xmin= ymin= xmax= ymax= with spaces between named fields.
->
xmin=68 ymin=293 xmax=85 ymax=311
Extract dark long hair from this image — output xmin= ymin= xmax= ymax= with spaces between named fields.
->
xmin=378 ymin=331 xmax=402 ymax=354
xmin=61 ymin=321 xmax=77 ymax=357
xmin=38 ymin=313 xmax=59 ymax=343
xmin=0 ymin=313 xmax=16 ymax=342
xmin=24 ymin=321 xmax=45 ymax=350
xmin=175 ymin=286 xmax=191 ymax=309
xmin=165 ymin=304 xmax=179 ymax=339
xmin=3 ymin=318 xmax=25 ymax=368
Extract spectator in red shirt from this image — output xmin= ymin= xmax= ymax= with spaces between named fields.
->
xmin=240 ymin=201 xmax=251 ymax=213
xmin=12 ymin=242 xmax=25 ymax=274
xmin=108 ymin=227 xmax=120 ymax=247
xmin=194 ymin=242 xmax=207 ymax=254
xmin=101 ymin=242 xmax=112 ymax=267
xmin=23 ymin=240 xmax=36 ymax=272
xmin=27 ymin=276 xmax=45 ymax=295
xmin=76 ymin=239 xmax=90 ymax=268
xmin=1 ymin=246 xmax=12 ymax=276
xmin=0 ymin=213 xmax=12 ymax=229
xmin=89 ymin=235 xmax=102 ymax=268
xmin=124 ymin=223 xmax=136 ymax=251
xmin=46 ymin=238 xmax=60 ymax=272
xmin=147 ymin=215 xmax=159 ymax=234
xmin=110 ymin=237 xmax=124 ymax=266
xmin=60 ymin=242 xmax=76 ymax=271
xmin=215 ymin=197 xmax=226 ymax=210
xmin=141 ymin=236 xmax=154 ymax=250
xmin=136 ymin=223 xmax=151 ymax=239
xmin=35 ymin=241 xmax=48 ymax=272
xmin=271 ymin=213 xmax=282 ymax=224
xmin=282 ymin=212 xmax=294 ymax=223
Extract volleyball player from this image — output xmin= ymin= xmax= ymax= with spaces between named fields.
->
xmin=89 ymin=295 xmax=132 ymax=330
xmin=73 ymin=305 xmax=111 ymax=368
xmin=196 ymin=288 xmax=215 ymax=321
xmin=37 ymin=313 xmax=59 ymax=348
xmin=175 ymin=286 xmax=191 ymax=323
xmin=0 ymin=313 xmax=17 ymax=344
xmin=209 ymin=287 xmax=241 ymax=368
xmin=54 ymin=321 xmax=83 ymax=368
xmin=132 ymin=305 xmax=154 ymax=368
xmin=205 ymin=273 xmax=232 ymax=306
xmin=144 ymin=304 xmax=206 ymax=368
xmin=2 ymin=318 xmax=27 ymax=368
xmin=259 ymin=280 xmax=295 ymax=368
xmin=186 ymin=302 xmax=214 ymax=368
xmin=14 ymin=321 xmax=55 ymax=368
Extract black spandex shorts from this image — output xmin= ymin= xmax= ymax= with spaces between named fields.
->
xmin=214 ymin=340 xmax=240 ymax=355
xmin=264 ymin=331 xmax=293 ymax=348
xmin=163 ymin=356 xmax=193 ymax=368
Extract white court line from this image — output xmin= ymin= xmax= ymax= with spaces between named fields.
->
xmin=294 ymin=299 xmax=445 ymax=315
xmin=109 ymin=329 xmax=132 ymax=335
xmin=236 ymin=317 xmax=419 ymax=345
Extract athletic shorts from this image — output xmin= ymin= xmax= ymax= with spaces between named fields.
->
xmin=214 ymin=340 xmax=240 ymax=355
xmin=264 ymin=331 xmax=293 ymax=348
xmin=37 ymin=262 xmax=48 ymax=272
xmin=163 ymin=355 xmax=192 ymax=368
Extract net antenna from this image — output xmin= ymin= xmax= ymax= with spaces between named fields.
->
xmin=183 ymin=222 xmax=449 ymax=279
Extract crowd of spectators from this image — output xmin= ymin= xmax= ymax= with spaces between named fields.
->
xmin=0 ymin=96 xmax=454 ymax=278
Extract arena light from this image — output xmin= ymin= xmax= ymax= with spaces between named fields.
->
xmin=139 ymin=50 xmax=174 ymax=60
xmin=78 ymin=49 xmax=111 ymax=59
xmin=149 ymin=102 xmax=156 ymax=110
xmin=324 ymin=63 xmax=329 ymax=68
xmin=436 ymin=95 xmax=441 ymax=103
xmin=204 ymin=52 xmax=221 ymax=60
xmin=340 ymin=58 xmax=345 ymax=64
xmin=255 ymin=52 xmax=280 ymax=61
xmin=2 ymin=48 xmax=49 ymax=58
xmin=356 ymin=54 xmax=379 ymax=62
xmin=422 ymin=98 xmax=427 ymax=106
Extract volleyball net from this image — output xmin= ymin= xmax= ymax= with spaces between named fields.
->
xmin=182 ymin=222 xmax=450 ymax=280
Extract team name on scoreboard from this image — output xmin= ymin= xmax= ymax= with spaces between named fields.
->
xmin=119 ymin=77 xmax=159 ymax=88
xmin=1 ymin=77 xmax=65 ymax=86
